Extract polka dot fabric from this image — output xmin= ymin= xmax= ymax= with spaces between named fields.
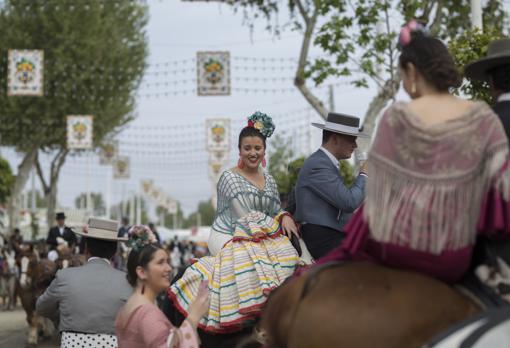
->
xmin=61 ymin=332 xmax=118 ymax=348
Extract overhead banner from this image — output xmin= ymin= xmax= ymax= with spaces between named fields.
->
xmin=197 ymin=51 xmax=231 ymax=96
xmin=99 ymin=141 xmax=118 ymax=165
xmin=113 ymin=156 xmax=130 ymax=179
xmin=66 ymin=115 xmax=93 ymax=150
xmin=7 ymin=49 xmax=44 ymax=96
xmin=206 ymin=118 xmax=230 ymax=151
xmin=140 ymin=180 xmax=177 ymax=214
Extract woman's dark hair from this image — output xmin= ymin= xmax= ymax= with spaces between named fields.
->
xmin=488 ymin=65 xmax=510 ymax=93
xmin=85 ymin=238 xmax=117 ymax=260
xmin=238 ymin=127 xmax=266 ymax=149
xmin=126 ymin=243 xmax=161 ymax=287
xmin=399 ymin=32 xmax=462 ymax=91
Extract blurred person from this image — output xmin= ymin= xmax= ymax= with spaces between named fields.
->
xmin=148 ymin=222 xmax=161 ymax=245
xmin=9 ymin=228 xmax=23 ymax=257
xmin=115 ymin=225 xmax=209 ymax=348
xmin=37 ymin=218 xmax=131 ymax=348
xmin=46 ymin=212 xmax=76 ymax=262
xmin=169 ymin=112 xmax=300 ymax=333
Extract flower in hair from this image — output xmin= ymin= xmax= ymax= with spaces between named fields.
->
xmin=247 ymin=111 xmax=275 ymax=138
xmin=398 ymin=19 xmax=429 ymax=48
xmin=127 ymin=225 xmax=157 ymax=252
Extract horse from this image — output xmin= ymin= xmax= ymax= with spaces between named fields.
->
xmin=259 ymin=261 xmax=481 ymax=348
xmin=0 ymin=246 xmax=18 ymax=310
xmin=17 ymin=244 xmax=58 ymax=347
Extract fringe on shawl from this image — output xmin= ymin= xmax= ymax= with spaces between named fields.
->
xmin=364 ymin=144 xmax=510 ymax=255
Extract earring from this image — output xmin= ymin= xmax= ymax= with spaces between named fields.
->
xmin=411 ymin=80 xmax=417 ymax=95
xmin=237 ymin=157 xmax=245 ymax=169
xmin=141 ymin=281 xmax=145 ymax=295
xmin=262 ymin=157 xmax=267 ymax=168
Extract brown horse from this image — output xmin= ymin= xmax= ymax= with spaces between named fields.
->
xmin=260 ymin=262 xmax=480 ymax=348
xmin=17 ymin=244 xmax=57 ymax=347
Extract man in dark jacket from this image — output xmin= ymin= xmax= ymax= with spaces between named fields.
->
xmin=465 ymin=38 xmax=510 ymax=138
xmin=46 ymin=212 xmax=77 ymax=252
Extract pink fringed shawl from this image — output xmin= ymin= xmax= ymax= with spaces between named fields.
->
xmin=363 ymin=101 xmax=510 ymax=255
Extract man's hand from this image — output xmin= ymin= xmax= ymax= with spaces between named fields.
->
xmin=360 ymin=161 xmax=368 ymax=175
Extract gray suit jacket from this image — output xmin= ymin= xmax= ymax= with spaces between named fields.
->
xmin=36 ymin=258 xmax=132 ymax=334
xmin=295 ymin=150 xmax=366 ymax=232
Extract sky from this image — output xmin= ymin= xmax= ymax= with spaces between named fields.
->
xmin=0 ymin=0 xmax=409 ymax=219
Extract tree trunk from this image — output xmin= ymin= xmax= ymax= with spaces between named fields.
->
xmin=7 ymin=148 xmax=38 ymax=235
xmin=357 ymin=77 xmax=401 ymax=154
xmin=35 ymin=149 xmax=69 ymax=230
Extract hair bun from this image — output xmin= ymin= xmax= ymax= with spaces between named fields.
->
xmin=247 ymin=111 xmax=275 ymax=138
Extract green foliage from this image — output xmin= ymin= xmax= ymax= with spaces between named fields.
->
xmin=183 ymin=200 xmax=215 ymax=228
xmin=74 ymin=192 xmax=106 ymax=216
xmin=0 ymin=0 xmax=148 ymax=151
xmin=156 ymin=203 xmax=185 ymax=229
xmin=0 ymin=157 xmax=14 ymax=204
xmin=339 ymin=160 xmax=354 ymax=187
xmin=268 ymin=135 xmax=295 ymax=195
xmin=449 ymin=27 xmax=505 ymax=103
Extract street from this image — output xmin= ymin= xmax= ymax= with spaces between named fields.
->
xmin=0 ymin=309 xmax=58 ymax=348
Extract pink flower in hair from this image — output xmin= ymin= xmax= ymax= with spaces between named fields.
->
xmin=407 ymin=19 xmax=419 ymax=31
xmin=128 ymin=225 xmax=157 ymax=244
xmin=399 ymin=26 xmax=411 ymax=47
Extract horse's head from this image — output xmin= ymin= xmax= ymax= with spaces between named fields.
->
xmin=17 ymin=244 xmax=37 ymax=289
xmin=33 ymin=259 xmax=57 ymax=295
xmin=56 ymin=244 xmax=72 ymax=269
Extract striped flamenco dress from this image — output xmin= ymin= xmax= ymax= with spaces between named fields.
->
xmin=169 ymin=170 xmax=299 ymax=333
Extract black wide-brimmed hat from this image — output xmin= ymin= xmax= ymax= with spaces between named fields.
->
xmin=56 ymin=212 xmax=66 ymax=220
xmin=311 ymin=112 xmax=369 ymax=138
xmin=465 ymin=39 xmax=510 ymax=82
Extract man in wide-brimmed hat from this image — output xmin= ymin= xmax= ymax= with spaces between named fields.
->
xmin=37 ymin=218 xmax=131 ymax=347
xmin=465 ymin=38 xmax=510 ymax=138
xmin=294 ymin=113 xmax=369 ymax=259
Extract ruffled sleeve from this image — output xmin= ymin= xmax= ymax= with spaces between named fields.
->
xmin=138 ymin=305 xmax=200 ymax=348
xmin=477 ymin=115 xmax=510 ymax=237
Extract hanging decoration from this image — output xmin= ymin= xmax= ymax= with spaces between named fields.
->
xmin=197 ymin=51 xmax=230 ymax=96
xmin=66 ymin=115 xmax=93 ymax=150
xmin=206 ymin=118 xmax=230 ymax=151
xmin=7 ymin=49 xmax=44 ymax=96
xmin=140 ymin=180 xmax=177 ymax=214
xmin=99 ymin=140 xmax=119 ymax=165
xmin=113 ymin=156 xmax=130 ymax=179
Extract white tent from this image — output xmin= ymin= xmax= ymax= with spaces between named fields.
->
xmin=157 ymin=226 xmax=210 ymax=244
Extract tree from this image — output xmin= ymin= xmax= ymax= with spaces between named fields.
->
xmin=184 ymin=200 xmax=215 ymax=228
xmin=449 ymin=27 xmax=505 ymax=103
xmin=74 ymin=192 xmax=106 ymax=216
xmin=0 ymin=157 xmax=13 ymax=205
xmin=157 ymin=204 xmax=185 ymax=229
xmin=268 ymin=135 xmax=295 ymax=195
xmin=0 ymin=0 xmax=148 ymax=231
xmin=227 ymin=0 xmax=508 ymax=153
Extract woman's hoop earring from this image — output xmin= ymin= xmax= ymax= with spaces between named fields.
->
xmin=411 ymin=81 xmax=417 ymax=95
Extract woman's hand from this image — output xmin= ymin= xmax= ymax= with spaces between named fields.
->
xmin=281 ymin=215 xmax=300 ymax=239
xmin=187 ymin=280 xmax=210 ymax=328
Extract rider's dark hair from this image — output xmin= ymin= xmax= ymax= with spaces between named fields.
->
xmin=488 ymin=65 xmax=510 ymax=92
xmin=399 ymin=32 xmax=462 ymax=91
xmin=85 ymin=238 xmax=117 ymax=260
xmin=126 ymin=244 xmax=161 ymax=287
xmin=238 ymin=127 xmax=266 ymax=149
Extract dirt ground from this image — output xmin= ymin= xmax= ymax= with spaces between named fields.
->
xmin=0 ymin=308 xmax=59 ymax=348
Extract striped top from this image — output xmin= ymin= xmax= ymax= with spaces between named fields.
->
xmin=212 ymin=170 xmax=282 ymax=236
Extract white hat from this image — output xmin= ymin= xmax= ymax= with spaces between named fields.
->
xmin=312 ymin=112 xmax=369 ymax=138
xmin=72 ymin=217 xmax=127 ymax=242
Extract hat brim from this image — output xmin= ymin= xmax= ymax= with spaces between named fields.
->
xmin=311 ymin=123 xmax=370 ymax=138
xmin=70 ymin=226 xmax=128 ymax=242
xmin=464 ymin=56 xmax=510 ymax=81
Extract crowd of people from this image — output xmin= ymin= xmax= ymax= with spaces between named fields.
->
xmin=1 ymin=19 xmax=510 ymax=347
